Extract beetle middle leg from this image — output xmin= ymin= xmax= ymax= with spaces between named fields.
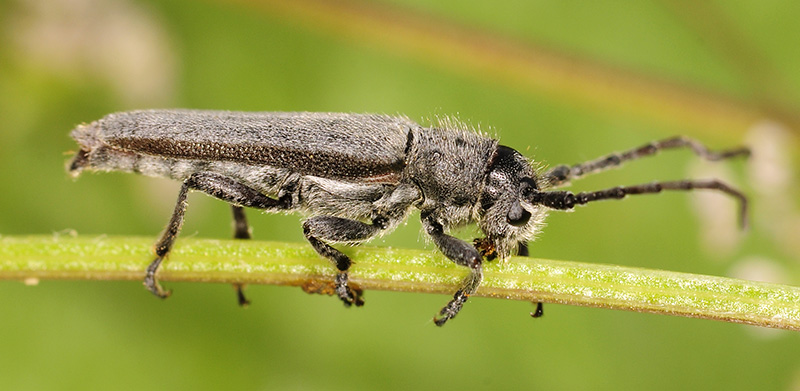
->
xmin=302 ymin=216 xmax=390 ymax=307
xmin=145 ymin=172 xmax=294 ymax=299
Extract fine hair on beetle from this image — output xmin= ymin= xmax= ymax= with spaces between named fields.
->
xmin=67 ymin=110 xmax=750 ymax=326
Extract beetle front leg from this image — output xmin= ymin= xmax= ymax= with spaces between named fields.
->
xmin=302 ymin=216 xmax=390 ymax=307
xmin=145 ymin=172 xmax=295 ymax=299
xmin=421 ymin=212 xmax=484 ymax=326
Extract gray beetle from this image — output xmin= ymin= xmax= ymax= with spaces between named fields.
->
xmin=68 ymin=110 xmax=749 ymax=326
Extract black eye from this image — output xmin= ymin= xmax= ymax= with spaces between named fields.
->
xmin=520 ymin=177 xmax=538 ymax=197
xmin=507 ymin=202 xmax=531 ymax=227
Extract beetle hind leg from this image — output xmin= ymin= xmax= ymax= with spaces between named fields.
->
xmin=231 ymin=205 xmax=251 ymax=307
xmin=145 ymin=172 xmax=295 ymax=300
xmin=232 ymin=205 xmax=252 ymax=240
xmin=145 ymin=181 xmax=191 ymax=299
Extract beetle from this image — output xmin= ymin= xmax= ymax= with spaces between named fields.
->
xmin=68 ymin=110 xmax=749 ymax=326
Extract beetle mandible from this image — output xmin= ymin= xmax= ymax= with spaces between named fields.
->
xmin=68 ymin=110 xmax=749 ymax=326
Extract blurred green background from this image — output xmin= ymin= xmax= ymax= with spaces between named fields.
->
xmin=2 ymin=0 xmax=800 ymax=389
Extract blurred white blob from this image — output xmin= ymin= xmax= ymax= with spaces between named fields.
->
xmin=729 ymin=256 xmax=790 ymax=285
xmin=745 ymin=121 xmax=800 ymax=258
xmin=747 ymin=120 xmax=794 ymax=191
xmin=8 ymin=0 xmax=177 ymax=104
xmin=689 ymin=160 xmax=741 ymax=258
xmin=690 ymin=120 xmax=800 ymax=260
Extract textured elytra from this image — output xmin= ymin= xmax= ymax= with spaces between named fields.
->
xmin=87 ymin=110 xmax=416 ymax=182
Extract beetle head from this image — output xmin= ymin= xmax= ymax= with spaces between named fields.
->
xmin=478 ymin=145 xmax=546 ymax=258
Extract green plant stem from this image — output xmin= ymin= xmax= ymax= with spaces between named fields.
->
xmin=2 ymin=235 xmax=799 ymax=330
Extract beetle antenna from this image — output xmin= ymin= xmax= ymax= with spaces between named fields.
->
xmin=528 ymin=179 xmax=749 ymax=229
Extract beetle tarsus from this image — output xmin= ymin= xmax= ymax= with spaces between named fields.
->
xmin=145 ymin=256 xmax=172 ymax=298
xmin=531 ymin=302 xmax=544 ymax=318
xmin=433 ymin=262 xmax=483 ymax=327
xmin=434 ymin=289 xmax=468 ymax=326
xmin=233 ymin=283 xmax=250 ymax=307
xmin=335 ymin=272 xmax=364 ymax=307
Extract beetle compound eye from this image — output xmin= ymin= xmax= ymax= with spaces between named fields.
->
xmin=507 ymin=202 xmax=531 ymax=226
xmin=520 ymin=177 xmax=537 ymax=197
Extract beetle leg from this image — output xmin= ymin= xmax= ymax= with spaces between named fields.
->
xmin=531 ymin=302 xmax=544 ymax=318
xmin=302 ymin=216 xmax=390 ymax=307
xmin=543 ymin=136 xmax=750 ymax=188
xmin=517 ymin=241 xmax=544 ymax=318
xmin=516 ymin=240 xmax=529 ymax=257
xmin=145 ymin=172 xmax=295 ymax=299
xmin=421 ymin=212 xmax=483 ymax=326
xmin=231 ymin=205 xmax=251 ymax=307
xmin=232 ymin=205 xmax=251 ymax=240
xmin=146 ymin=181 xmax=189 ymax=299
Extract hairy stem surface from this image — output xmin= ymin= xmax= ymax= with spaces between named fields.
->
xmin=2 ymin=235 xmax=799 ymax=330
